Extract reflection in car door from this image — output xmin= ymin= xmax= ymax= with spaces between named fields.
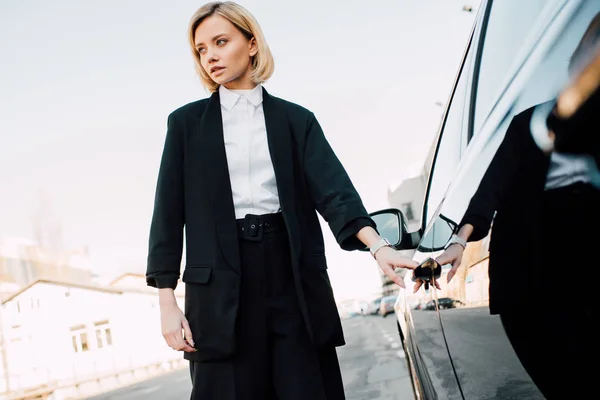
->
xmin=427 ymin=1 xmax=595 ymax=399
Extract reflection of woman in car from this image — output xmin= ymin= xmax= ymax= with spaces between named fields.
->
xmin=145 ymin=2 xmax=417 ymax=399
xmin=542 ymin=23 xmax=600 ymax=167
xmin=433 ymin=13 xmax=600 ymax=400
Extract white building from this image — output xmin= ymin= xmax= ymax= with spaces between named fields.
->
xmin=0 ymin=237 xmax=94 ymax=288
xmin=109 ymin=272 xmax=185 ymax=298
xmin=381 ymin=163 xmax=429 ymax=296
xmin=0 ymin=277 xmax=186 ymax=399
xmin=387 ymin=162 xmax=428 ymax=232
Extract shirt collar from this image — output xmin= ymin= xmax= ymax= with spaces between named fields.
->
xmin=219 ymin=84 xmax=263 ymax=111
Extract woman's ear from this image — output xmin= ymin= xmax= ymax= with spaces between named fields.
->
xmin=249 ymin=37 xmax=258 ymax=57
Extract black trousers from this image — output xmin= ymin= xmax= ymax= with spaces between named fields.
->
xmin=500 ymin=182 xmax=599 ymax=399
xmin=189 ymin=212 xmax=345 ymax=400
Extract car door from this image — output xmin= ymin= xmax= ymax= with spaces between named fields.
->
xmin=392 ymin=3 xmax=487 ymax=399
xmin=427 ymin=0 xmax=597 ymax=399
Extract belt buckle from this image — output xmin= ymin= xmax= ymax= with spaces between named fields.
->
xmin=243 ymin=215 xmax=263 ymax=242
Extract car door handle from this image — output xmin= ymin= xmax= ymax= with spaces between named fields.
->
xmin=412 ymin=258 xmax=442 ymax=289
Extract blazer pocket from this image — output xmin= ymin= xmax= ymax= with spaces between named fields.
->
xmin=182 ymin=266 xmax=212 ymax=284
xmin=309 ymin=254 xmax=328 ymax=271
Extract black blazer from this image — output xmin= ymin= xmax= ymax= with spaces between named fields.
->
xmin=146 ymin=87 xmax=375 ymax=361
xmin=459 ymin=105 xmax=552 ymax=314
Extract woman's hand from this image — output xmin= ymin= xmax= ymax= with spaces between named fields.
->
xmin=374 ymin=247 xmax=418 ymax=288
xmin=160 ymin=302 xmax=196 ymax=353
xmin=436 ymin=244 xmax=465 ymax=283
xmin=412 ymin=277 xmax=441 ymax=293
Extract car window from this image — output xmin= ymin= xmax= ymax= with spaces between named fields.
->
xmin=423 ymin=31 xmax=476 ymax=225
xmin=416 ymin=213 xmax=456 ymax=253
xmin=471 ymin=0 xmax=550 ymax=136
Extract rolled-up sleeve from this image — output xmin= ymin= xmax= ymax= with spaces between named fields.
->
xmin=337 ymin=217 xmax=378 ymax=250
xmin=146 ymin=112 xmax=185 ymax=289
xmin=303 ymin=113 xmax=375 ymax=251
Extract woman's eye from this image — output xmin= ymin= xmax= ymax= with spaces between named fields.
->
xmin=198 ymin=48 xmax=206 ymax=55
xmin=217 ymin=39 xmax=227 ymax=46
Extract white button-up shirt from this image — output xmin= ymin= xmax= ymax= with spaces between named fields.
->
xmin=219 ymin=84 xmax=281 ymax=219
xmin=545 ymin=152 xmax=600 ymax=189
xmin=529 ymin=101 xmax=600 ymax=189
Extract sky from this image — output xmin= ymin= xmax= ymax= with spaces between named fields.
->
xmin=0 ymin=0 xmax=478 ymax=301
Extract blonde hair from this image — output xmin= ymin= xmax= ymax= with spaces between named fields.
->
xmin=188 ymin=1 xmax=275 ymax=92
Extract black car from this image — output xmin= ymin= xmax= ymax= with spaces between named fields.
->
xmin=364 ymin=1 xmax=599 ymax=398
xmin=423 ymin=298 xmax=464 ymax=311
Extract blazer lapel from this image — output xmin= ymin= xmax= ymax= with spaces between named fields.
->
xmin=262 ymin=88 xmax=301 ymax=256
xmin=196 ymin=91 xmax=241 ymax=273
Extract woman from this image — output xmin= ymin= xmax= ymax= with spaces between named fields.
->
xmin=145 ymin=2 xmax=417 ymax=399
xmin=433 ymin=12 xmax=600 ymax=400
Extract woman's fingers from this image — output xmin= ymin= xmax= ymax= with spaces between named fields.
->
xmin=182 ymin=318 xmax=195 ymax=347
xmin=164 ymin=329 xmax=195 ymax=352
xmin=436 ymin=252 xmax=453 ymax=266
xmin=447 ymin=266 xmax=459 ymax=283
xmin=413 ymin=279 xmax=423 ymax=293
xmin=384 ymin=264 xmax=405 ymax=288
xmin=168 ymin=332 xmax=195 ymax=352
xmin=399 ymin=258 xmax=419 ymax=270
xmin=447 ymin=258 xmax=463 ymax=283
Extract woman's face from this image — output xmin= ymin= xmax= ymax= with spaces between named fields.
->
xmin=194 ymin=15 xmax=257 ymax=90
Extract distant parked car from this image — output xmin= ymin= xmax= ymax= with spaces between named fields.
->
xmin=423 ymin=300 xmax=436 ymax=311
xmin=424 ymin=298 xmax=464 ymax=311
xmin=357 ymin=301 xmax=369 ymax=315
xmin=438 ymin=297 xmax=464 ymax=309
xmin=366 ymin=297 xmax=383 ymax=315
xmin=379 ymin=295 xmax=397 ymax=317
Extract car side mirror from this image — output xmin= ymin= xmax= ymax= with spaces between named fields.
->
xmin=359 ymin=208 xmax=411 ymax=251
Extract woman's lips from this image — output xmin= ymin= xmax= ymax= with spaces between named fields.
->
xmin=211 ymin=67 xmax=225 ymax=76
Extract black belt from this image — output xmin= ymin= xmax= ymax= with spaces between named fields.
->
xmin=236 ymin=212 xmax=285 ymax=241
